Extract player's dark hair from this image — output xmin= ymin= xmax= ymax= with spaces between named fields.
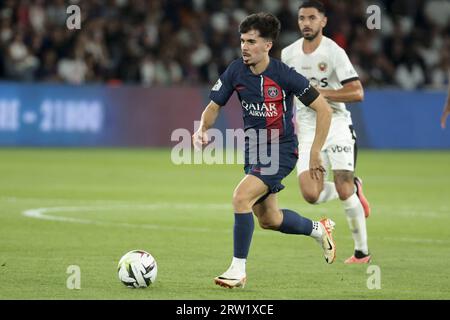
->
xmin=299 ymin=0 xmax=326 ymax=15
xmin=239 ymin=12 xmax=281 ymax=42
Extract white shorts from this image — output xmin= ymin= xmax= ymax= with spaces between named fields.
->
xmin=296 ymin=119 xmax=357 ymax=176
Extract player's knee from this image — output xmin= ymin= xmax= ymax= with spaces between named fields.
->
xmin=232 ymin=191 xmax=251 ymax=212
xmin=301 ymin=190 xmax=320 ymax=204
xmin=258 ymin=218 xmax=279 ymax=230
xmin=335 ymin=183 xmax=354 ymax=200
xmin=299 ymin=174 xmax=321 ymax=204
xmin=334 ymin=171 xmax=355 ymax=200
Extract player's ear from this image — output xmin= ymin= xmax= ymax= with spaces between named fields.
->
xmin=321 ymin=15 xmax=327 ymax=28
xmin=265 ymin=40 xmax=273 ymax=52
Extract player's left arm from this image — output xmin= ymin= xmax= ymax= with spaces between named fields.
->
xmin=317 ymin=79 xmax=364 ymax=103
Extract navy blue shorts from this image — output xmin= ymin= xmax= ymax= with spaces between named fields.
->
xmin=244 ymin=141 xmax=298 ymax=203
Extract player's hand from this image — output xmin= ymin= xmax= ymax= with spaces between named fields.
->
xmin=440 ymin=104 xmax=450 ymax=129
xmin=192 ymin=129 xmax=209 ymax=150
xmin=309 ymin=150 xmax=325 ymax=180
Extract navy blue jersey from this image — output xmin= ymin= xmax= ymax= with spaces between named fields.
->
xmin=209 ymin=57 xmax=319 ymax=144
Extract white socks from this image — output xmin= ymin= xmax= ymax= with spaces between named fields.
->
xmin=309 ymin=220 xmax=323 ymax=241
xmin=343 ymin=193 xmax=369 ymax=254
xmin=228 ymin=257 xmax=246 ymax=276
xmin=308 ymin=179 xmax=369 ymax=255
xmin=315 ymin=181 xmax=339 ymax=204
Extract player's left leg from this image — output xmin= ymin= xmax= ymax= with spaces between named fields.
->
xmin=333 ymin=170 xmax=371 ymax=263
xmin=252 ymin=194 xmax=336 ymax=264
xmin=349 ymin=126 xmax=371 ymax=218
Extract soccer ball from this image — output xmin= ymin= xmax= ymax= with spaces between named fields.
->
xmin=117 ymin=250 xmax=157 ymax=288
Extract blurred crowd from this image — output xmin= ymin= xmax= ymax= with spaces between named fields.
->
xmin=0 ymin=0 xmax=448 ymax=89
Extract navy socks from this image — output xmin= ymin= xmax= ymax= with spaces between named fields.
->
xmin=233 ymin=213 xmax=254 ymax=259
xmin=278 ymin=209 xmax=313 ymax=235
xmin=233 ymin=209 xmax=312 ymax=259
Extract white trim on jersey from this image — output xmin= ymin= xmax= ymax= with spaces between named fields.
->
xmin=259 ymin=75 xmax=264 ymax=98
xmin=282 ymin=89 xmax=287 ymax=129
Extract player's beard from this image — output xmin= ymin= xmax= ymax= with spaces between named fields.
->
xmin=302 ymin=29 xmax=320 ymax=41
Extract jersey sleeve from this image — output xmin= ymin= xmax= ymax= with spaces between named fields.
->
xmin=286 ymin=67 xmax=320 ymax=106
xmin=280 ymin=48 xmax=287 ymax=63
xmin=334 ymin=47 xmax=359 ymax=85
xmin=209 ymin=64 xmax=235 ymax=107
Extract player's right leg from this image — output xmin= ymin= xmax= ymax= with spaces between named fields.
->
xmin=214 ymin=174 xmax=268 ymax=289
xmin=252 ymin=194 xmax=337 ymax=264
xmin=297 ymin=147 xmax=339 ymax=205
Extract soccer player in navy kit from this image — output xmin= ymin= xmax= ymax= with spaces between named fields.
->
xmin=192 ymin=12 xmax=336 ymax=289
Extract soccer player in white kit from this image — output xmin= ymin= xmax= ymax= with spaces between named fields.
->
xmin=281 ymin=0 xmax=371 ymax=264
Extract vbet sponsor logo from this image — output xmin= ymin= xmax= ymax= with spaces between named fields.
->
xmin=331 ymin=145 xmax=352 ymax=153
xmin=171 ymin=121 xmax=280 ymax=175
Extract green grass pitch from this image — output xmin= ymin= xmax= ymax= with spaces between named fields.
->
xmin=1 ymin=148 xmax=449 ymax=299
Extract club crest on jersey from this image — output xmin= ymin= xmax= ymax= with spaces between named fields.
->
xmin=318 ymin=62 xmax=328 ymax=72
xmin=267 ymin=86 xmax=279 ymax=98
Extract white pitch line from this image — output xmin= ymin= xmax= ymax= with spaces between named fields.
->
xmin=21 ymin=204 xmax=450 ymax=245
xmin=22 ymin=204 xmax=230 ymax=234
xmin=9 ymin=195 xmax=450 ymax=219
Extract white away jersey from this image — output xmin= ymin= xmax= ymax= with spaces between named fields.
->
xmin=281 ymin=36 xmax=359 ymax=127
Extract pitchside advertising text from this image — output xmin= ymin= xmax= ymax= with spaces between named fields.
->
xmin=0 ymin=98 xmax=103 ymax=134
xmin=1 ymin=85 xmax=447 ymax=148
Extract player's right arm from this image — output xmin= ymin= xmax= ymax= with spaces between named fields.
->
xmin=192 ymin=101 xmax=221 ymax=149
xmin=286 ymin=66 xmax=332 ymax=180
xmin=192 ymin=61 xmax=236 ymax=149
xmin=306 ymin=94 xmax=332 ymax=180
xmin=440 ymin=79 xmax=450 ymax=129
